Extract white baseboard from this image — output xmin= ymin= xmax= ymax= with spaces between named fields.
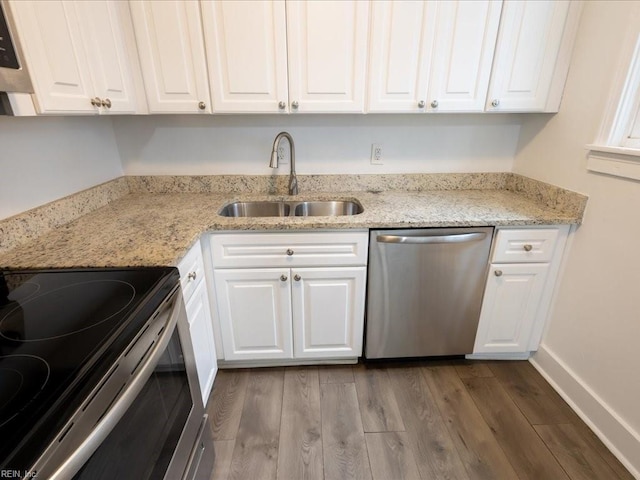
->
xmin=530 ymin=344 xmax=640 ymax=479
xmin=465 ymin=352 xmax=531 ymax=360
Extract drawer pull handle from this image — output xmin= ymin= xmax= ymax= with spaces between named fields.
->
xmin=523 ymin=244 xmax=533 ymax=252
xmin=494 ymin=270 xmax=503 ymax=277
xmin=188 ymin=272 xmax=197 ymax=281
xmin=294 ymin=274 xmax=301 ymax=281
xmin=280 ymin=274 xmax=288 ymax=282
xmin=286 ymin=249 xmax=294 ymax=256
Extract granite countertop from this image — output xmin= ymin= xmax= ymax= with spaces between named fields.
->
xmin=0 ymin=186 xmax=583 ymax=269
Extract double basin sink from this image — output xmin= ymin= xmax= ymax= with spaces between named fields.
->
xmin=219 ymin=200 xmax=363 ymax=217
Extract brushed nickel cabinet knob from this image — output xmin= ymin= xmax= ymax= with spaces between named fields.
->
xmin=101 ymin=98 xmax=112 ymax=109
xmin=280 ymin=274 xmax=288 ymax=282
xmin=90 ymin=97 xmax=102 ymax=107
xmin=494 ymin=270 xmax=503 ymax=277
xmin=198 ymin=101 xmax=206 ymax=110
xmin=523 ymin=244 xmax=533 ymax=252
xmin=286 ymin=249 xmax=294 ymax=256
xmin=430 ymin=100 xmax=438 ymax=108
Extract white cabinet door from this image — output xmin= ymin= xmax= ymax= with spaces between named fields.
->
xmin=487 ymin=0 xmax=580 ymax=112
xmin=291 ymin=267 xmax=366 ymax=359
xmin=9 ymin=0 xmax=96 ymax=114
xmin=367 ymin=0 xmax=436 ymax=113
xmin=286 ymin=0 xmax=369 ymax=113
xmin=10 ymin=0 xmax=140 ymax=114
xmin=179 ymin=239 xmax=217 ymax=404
xmin=214 ymin=268 xmax=293 ymax=360
xmin=185 ymin=280 xmax=217 ymax=405
xmin=428 ymin=0 xmax=502 ymax=112
xmin=474 ymin=263 xmax=549 ymax=354
xmin=201 ymin=0 xmax=288 ymax=113
xmin=129 ymin=0 xmax=211 ymax=113
xmin=75 ymin=1 xmax=139 ymax=114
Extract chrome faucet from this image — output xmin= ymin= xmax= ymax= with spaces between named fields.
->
xmin=269 ymin=131 xmax=298 ymax=195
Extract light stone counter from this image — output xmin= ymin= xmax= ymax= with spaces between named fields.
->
xmin=0 ymin=176 xmax=586 ymax=269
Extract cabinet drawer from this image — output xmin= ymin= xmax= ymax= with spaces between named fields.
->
xmin=178 ymin=240 xmax=205 ymax=302
xmin=492 ymin=227 xmax=563 ymax=263
xmin=210 ymin=231 xmax=369 ymax=268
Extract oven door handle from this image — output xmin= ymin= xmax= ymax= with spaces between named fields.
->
xmin=46 ymin=290 xmax=184 ymax=480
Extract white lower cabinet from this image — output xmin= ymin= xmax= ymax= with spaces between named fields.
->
xmin=292 ymin=267 xmax=366 ymax=359
xmin=185 ymin=280 xmax=217 ymax=405
xmin=474 ymin=263 xmax=549 ymax=353
xmin=209 ymin=231 xmax=368 ymax=364
xmin=178 ymin=240 xmax=217 ymax=404
xmin=214 ymin=268 xmax=293 ymax=360
xmin=473 ymin=225 xmax=570 ymax=357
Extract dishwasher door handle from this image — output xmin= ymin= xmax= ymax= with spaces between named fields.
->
xmin=377 ymin=232 xmax=487 ymax=244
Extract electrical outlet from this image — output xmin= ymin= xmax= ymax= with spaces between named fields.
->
xmin=371 ymin=143 xmax=383 ymax=165
xmin=278 ymin=145 xmax=287 ymax=164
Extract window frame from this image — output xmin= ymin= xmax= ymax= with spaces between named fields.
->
xmin=587 ymin=28 xmax=640 ymax=180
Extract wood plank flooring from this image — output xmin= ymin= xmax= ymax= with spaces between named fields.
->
xmin=205 ymin=360 xmax=633 ymax=480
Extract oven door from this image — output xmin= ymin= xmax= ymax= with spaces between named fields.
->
xmin=29 ymin=289 xmax=212 ymax=480
xmin=74 ymin=296 xmax=210 ymax=480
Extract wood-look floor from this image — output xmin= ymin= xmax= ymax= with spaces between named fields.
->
xmin=204 ymin=360 xmax=633 ymax=480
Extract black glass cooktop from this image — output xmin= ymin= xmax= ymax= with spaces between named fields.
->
xmin=0 ymin=267 xmax=179 ymax=472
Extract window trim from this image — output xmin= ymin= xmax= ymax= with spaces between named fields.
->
xmin=587 ymin=26 xmax=640 ymax=180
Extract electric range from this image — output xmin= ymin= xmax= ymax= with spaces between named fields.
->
xmin=0 ymin=267 xmax=210 ymax=478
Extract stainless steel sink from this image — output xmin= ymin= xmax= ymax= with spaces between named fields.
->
xmin=218 ymin=201 xmax=290 ymax=217
xmin=218 ymin=199 xmax=363 ymax=217
xmin=293 ymin=200 xmax=363 ymax=216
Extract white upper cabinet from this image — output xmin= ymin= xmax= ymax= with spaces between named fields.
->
xmin=9 ymin=0 xmax=141 ymax=114
xmin=367 ymin=1 xmax=436 ymax=113
xmin=427 ymin=0 xmax=502 ymax=112
xmin=287 ymin=0 xmax=369 ymax=113
xmin=201 ymin=0 xmax=288 ymax=113
xmin=74 ymin=2 xmax=140 ymax=114
xmin=12 ymin=0 xmax=581 ymax=115
xmin=367 ymin=0 xmax=502 ymax=113
xmin=129 ymin=0 xmax=211 ymax=114
xmin=487 ymin=0 xmax=582 ymax=112
xmin=201 ymin=0 xmax=369 ymax=114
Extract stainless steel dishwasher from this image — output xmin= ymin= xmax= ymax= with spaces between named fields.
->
xmin=365 ymin=227 xmax=493 ymax=359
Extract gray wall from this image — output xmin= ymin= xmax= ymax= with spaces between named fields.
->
xmin=0 ymin=116 xmax=122 ymax=219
